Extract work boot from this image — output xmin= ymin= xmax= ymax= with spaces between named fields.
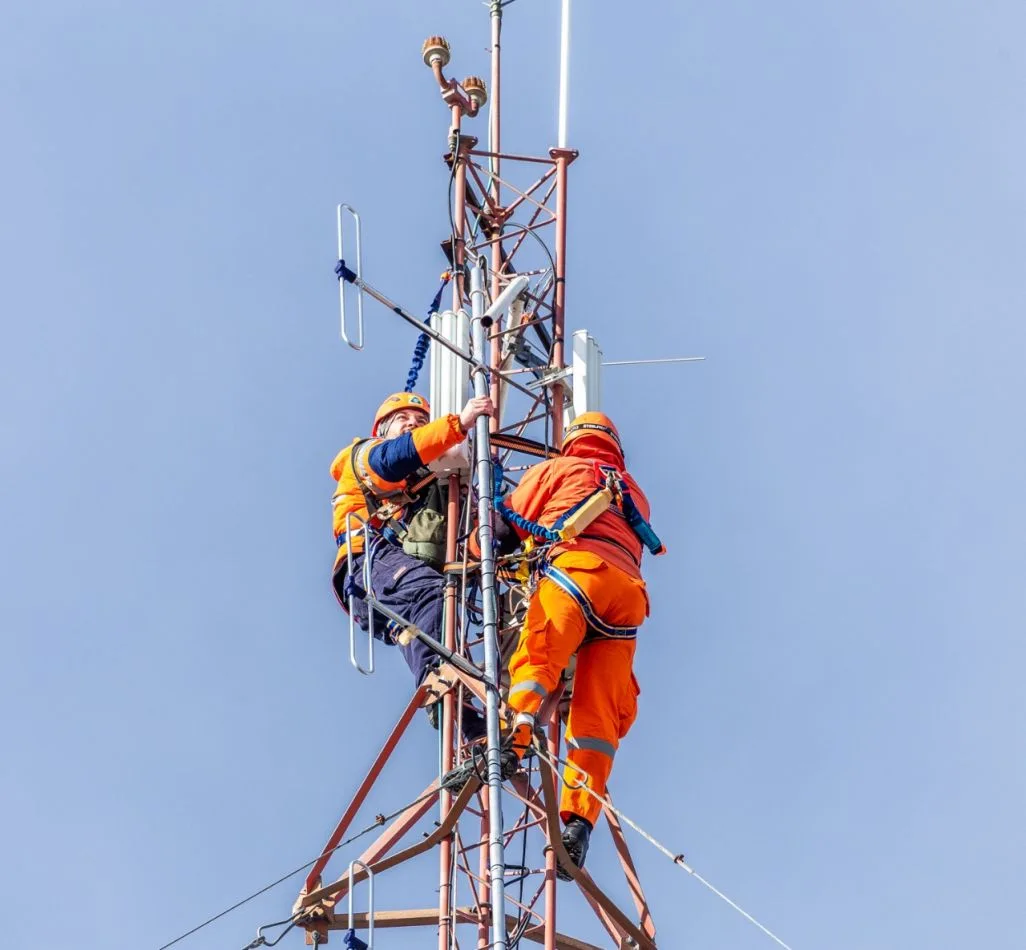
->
xmin=459 ymin=705 xmax=488 ymax=744
xmin=441 ymin=743 xmax=521 ymax=792
xmin=425 ymin=700 xmax=488 ymax=744
xmin=425 ymin=700 xmax=440 ymax=730
xmin=556 ymin=816 xmax=592 ymax=880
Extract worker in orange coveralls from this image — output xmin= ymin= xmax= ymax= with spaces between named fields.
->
xmin=446 ymin=411 xmax=663 ymax=879
xmin=330 ymin=390 xmax=493 ymax=740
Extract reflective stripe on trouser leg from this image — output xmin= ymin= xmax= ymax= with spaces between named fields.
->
xmin=561 ymin=637 xmax=638 ymax=826
xmin=507 ymin=679 xmax=548 ymax=707
xmin=506 ymin=577 xmax=589 ymax=720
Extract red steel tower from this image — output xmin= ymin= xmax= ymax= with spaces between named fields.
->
xmin=300 ymin=5 xmax=659 ymax=948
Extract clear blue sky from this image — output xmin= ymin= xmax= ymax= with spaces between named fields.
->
xmin=2 ymin=2 xmax=1024 ymax=948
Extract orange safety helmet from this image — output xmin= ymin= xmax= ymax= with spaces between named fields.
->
xmin=561 ymin=411 xmax=623 ymax=457
xmin=372 ymin=392 xmax=430 ymax=436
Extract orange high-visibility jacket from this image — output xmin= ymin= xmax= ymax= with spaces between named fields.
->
xmin=503 ymin=442 xmax=652 ymax=580
xmin=330 ymin=414 xmax=467 ymax=569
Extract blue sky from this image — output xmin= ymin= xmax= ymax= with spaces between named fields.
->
xmin=2 ymin=2 xmax=1024 ymax=948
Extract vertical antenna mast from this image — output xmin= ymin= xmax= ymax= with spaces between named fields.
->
xmin=558 ymin=0 xmax=571 ymax=148
xmin=489 ymin=1 xmax=504 ymax=430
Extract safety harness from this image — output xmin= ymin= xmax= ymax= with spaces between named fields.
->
xmin=336 ymin=439 xmax=446 ymax=564
xmin=333 ymin=440 xmax=446 ymax=633
xmin=499 ymin=463 xmax=664 ymax=554
xmin=537 ymin=561 xmax=640 ymax=640
xmin=498 ymin=463 xmax=665 ymax=643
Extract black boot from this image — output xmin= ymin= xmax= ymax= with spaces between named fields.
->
xmin=426 ymin=700 xmax=489 ymax=745
xmin=425 ymin=700 xmax=440 ymax=730
xmin=441 ymin=743 xmax=521 ymax=792
xmin=459 ymin=705 xmax=488 ymax=744
xmin=556 ymin=816 xmax=592 ymax=880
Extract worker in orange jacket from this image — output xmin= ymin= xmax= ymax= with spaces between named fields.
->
xmin=445 ymin=411 xmax=661 ymax=878
xmin=330 ymin=390 xmax=493 ymax=739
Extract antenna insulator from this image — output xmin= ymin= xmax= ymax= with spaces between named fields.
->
xmin=422 ymin=36 xmax=451 ymax=68
xmin=463 ymin=76 xmax=488 ymax=108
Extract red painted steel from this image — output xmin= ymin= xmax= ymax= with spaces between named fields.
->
xmin=303 ymin=684 xmax=427 ymax=892
xmin=437 ymin=475 xmax=461 ymax=950
xmin=301 ymin=12 xmax=661 ymax=948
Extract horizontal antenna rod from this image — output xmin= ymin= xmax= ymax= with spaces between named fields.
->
xmin=603 ymin=357 xmax=706 ymax=366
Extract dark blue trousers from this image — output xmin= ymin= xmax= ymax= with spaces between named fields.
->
xmin=333 ymin=541 xmax=486 ymax=741
xmin=335 ymin=542 xmax=443 ymax=683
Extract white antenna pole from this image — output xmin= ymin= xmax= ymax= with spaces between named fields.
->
xmin=558 ymin=0 xmax=571 ymax=147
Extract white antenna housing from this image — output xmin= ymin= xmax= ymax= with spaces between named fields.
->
xmin=566 ymin=328 xmax=602 ymax=427
xmin=429 ymin=309 xmax=471 ymax=474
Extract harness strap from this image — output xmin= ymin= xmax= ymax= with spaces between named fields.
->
xmin=539 ymin=562 xmax=638 ymax=642
xmin=336 ymin=521 xmax=403 ymax=548
xmin=351 ymin=440 xmax=419 ymax=508
xmin=338 ymin=441 xmax=441 ymax=544
xmin=594 ymin=464 xmax=666 ymax=556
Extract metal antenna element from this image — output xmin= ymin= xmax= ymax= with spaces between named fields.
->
xmin=603 ymin=357 xmax=706 ymax=366
xmin=558 ymin=0 xmax=571 ymax=148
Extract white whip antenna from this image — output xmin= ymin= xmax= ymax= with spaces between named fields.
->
xmin=604 ymin=357 xmax=706 ymax=366
xmin=558 ymin=0 xmax=571 ymax=147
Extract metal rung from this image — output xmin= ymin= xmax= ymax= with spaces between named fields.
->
xmin=343 ymin=513 xmax=426 ymax=676
xmin=336 ymin=203 xmax=364 ymax=350
xmin=344 ymin=512 xmax=374 ymax=675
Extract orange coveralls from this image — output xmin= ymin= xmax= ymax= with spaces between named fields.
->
xmin=501 ymin=441 xmax=652 ymax=824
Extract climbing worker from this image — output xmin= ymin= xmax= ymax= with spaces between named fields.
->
xmin=446 ymin=411 xmax=663 ymax=879
xmin=330 ymin=390 xmax=494 ymax=740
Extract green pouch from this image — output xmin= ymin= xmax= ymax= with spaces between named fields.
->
xmin=401 ymin=507 xmax=446 ymax=567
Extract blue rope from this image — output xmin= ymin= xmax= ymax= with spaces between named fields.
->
xmin=499 ymin=504 xmax=560 ymax=543
xmin=491 ymin=459 xmax=560 ymax=541
xmin=405 ymin=272 xmax=452 ymax=393
xmin=492 ymin=458 xmax=506 ymax=500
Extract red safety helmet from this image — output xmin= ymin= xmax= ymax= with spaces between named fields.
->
xmin=561 ymin=411 xmax=623 ymax=457
xmin=372 ymin=392 xmax=430 ymax=436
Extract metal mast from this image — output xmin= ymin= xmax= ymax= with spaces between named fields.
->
xmin=298 ymin=6 xmax=659 ymax=948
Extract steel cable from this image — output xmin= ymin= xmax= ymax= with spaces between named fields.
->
xmin=525 ymin=741 xmax=797 ymax=950
xmin=156 ymin=786 xmax=441 ymax=950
